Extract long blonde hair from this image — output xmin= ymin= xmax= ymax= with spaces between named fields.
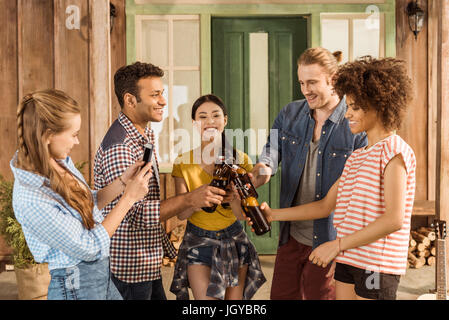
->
xmin=16 ymin=89 xmax=94 ymax=229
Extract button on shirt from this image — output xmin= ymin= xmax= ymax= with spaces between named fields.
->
xmin=10 ymin=154 xmax=110 ymax=270
xmin=93 ymin=112 xmax=176 ymax=283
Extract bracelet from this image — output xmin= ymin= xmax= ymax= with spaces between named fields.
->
xmin=119 ymin=176 xmax=127 ymax=188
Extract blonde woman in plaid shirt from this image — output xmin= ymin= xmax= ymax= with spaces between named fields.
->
xmin=11 ymin=89 xmax=152 ymax=300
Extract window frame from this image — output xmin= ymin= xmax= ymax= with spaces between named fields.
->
xmin=135 ymin=14 xmax=201 ymax=171
xmin=320 ymin=12 xmax=385 ymax=61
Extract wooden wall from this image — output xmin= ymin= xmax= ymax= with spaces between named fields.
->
xmin=396 ymin=0 xmax=429 ymax=202
xmin=0 ymin=0 xmax=117 ymax=182
xmin=0 ymin=0 xmax=127 ymax=261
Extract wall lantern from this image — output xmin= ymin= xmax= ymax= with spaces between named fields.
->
xmin=407 ymin=1 xmax=425 ymax=40
xmin=110 ymin=3 xmax=117 ymax=34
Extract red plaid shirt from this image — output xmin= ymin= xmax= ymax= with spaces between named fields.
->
xmin=94 ymin=112 xmax=176 ymax=283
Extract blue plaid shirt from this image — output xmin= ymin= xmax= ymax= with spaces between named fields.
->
xmin=10 ymin=153 xmax=110 ymax=270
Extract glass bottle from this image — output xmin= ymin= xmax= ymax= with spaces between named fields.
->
xmin=201 ymin=156 xmax=231 ymax=213
xmin=231 ymin=166 xmax=271 ymax=236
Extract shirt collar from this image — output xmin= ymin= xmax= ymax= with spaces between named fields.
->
xmin=10 ymin=152 xmax=49 ymax=188
xmin=118 ymin=111 xmax=152 ymax=145
xmin=328 ymin=96 xmax=347 ymax=124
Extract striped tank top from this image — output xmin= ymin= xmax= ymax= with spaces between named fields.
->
xmin=333 ymin=134 xmax=416 ymax=275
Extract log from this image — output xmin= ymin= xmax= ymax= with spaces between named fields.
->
xmin=416 ymin=243 xmax=427 ymax=252
xmin=424 ymin=249 xmax=431 ymax=258
xmin=408 ymin=246 xmax=416 ymax=253
xmin=430 ymin=246 xmax=436 ymax=256
xmin=417 ymin=227 xmax=436 ymax=241
xmin=411 ymin=231 xmax=431 ymax=246
xmin=415 ymin=250 xmax=426 ymax=258
xmin=408 ymin=252 xmax=426 ymax=268
xmin=410 ymin=238 xmax=417 ymax=247
xmin=427 ymin=256 xmax=436 ymax=266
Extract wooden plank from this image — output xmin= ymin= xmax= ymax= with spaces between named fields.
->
xmin=165 ymin=173 xmax=176 ymax=198
xmin=395 ymin=0 xmax=428 ymax=201
xmin=17 ymin=0 xmax=54 ymax=97
xmin=88 ymin=0 xmax=112 ymax=185
xmin=110 ymin=0 xmax=127 ymax=119
xmin=428 ymin=0 xmax=438 ymax=201
xmin=436 ymin=0 xmax=449 ymax=289
xmin=0 ymin=0 xmax=18 ymax=181
xmin=54 ymin=0 xmax=90 ymax=181
xmin=162 ymin=173 xmax=185 ymax=233
xmin=412 ymin=200 xmax=435 ymax=216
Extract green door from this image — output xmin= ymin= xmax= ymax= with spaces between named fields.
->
xmin=212 ymin=17 xmax=308 ymax=253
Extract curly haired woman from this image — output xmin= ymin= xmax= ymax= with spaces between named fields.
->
xmin=259 ymin=56 xmax=416 ymax=300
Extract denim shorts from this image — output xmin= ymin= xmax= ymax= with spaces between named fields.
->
xmin=186 ymin=221 xmax=250 ymax=267
xmin=334 ymin=262 xmax=401 ymax=300
xmin=47 ymin=258 xmax=122 ymax=300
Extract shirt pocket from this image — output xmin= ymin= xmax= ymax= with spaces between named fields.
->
xmin=326 ymin=147 xmax=352 ymax=179
xmin=280 ymin=129 xmax=301 ymax=163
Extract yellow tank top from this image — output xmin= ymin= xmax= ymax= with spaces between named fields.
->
xmin=171 ymin=149 xmax=253 ymax=231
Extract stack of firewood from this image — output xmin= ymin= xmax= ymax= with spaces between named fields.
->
xmin=407 ymin=227 xmax=436 ymax=269
xmin=162 ymin=223 xmax=186 ymax=267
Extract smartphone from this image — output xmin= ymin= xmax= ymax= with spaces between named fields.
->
xmin=142 ymin=143 xmax=153 ymax=168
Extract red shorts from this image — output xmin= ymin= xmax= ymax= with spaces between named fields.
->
xmin=270 ymin=236 xmax=336 ymax=300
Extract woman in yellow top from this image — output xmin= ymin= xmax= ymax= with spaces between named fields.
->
xmin=169 ymin=94 xmax=266 ymax=300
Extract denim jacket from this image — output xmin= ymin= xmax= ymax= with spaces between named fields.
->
xmin=258 ymin=98 xmax=367 ymax=249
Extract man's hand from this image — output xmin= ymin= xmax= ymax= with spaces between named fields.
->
xmin=250 ymin=163 xmax=272 ymax=188
xmin=186 ymin=184 xmax=226 ymax=209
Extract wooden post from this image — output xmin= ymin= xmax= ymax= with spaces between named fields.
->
xmin=434 ymin=0 xmax=449 ymax=291
xmin=89 ymin=0 xmax=112 ymax=183
xmin=0 ymin=0 xmax=18 ymax=181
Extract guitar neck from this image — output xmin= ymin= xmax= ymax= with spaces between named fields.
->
xmin=436 ymin=239 xmax=447 ymax=300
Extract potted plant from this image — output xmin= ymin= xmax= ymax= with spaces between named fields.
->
xmin=0 ymin=160 xmax=88 ymax=300
xmin=0 ymin=174 xmax=51 ymax=300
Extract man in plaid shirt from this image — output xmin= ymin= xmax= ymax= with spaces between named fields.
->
xmin=94 ymin=62 xmax=226 ymax=300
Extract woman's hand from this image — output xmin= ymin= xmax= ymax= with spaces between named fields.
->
xmin=309 ymin=239 xmax=341 ymax=268
xmin=259 ymin=202 xmax=274 ymax=223
xmin=120 ymin=160 xmax=146 ymax=185
xmin=122 ymin=162 xmax=152 ymax=202
xmin=246 ymin=201 xmax=273 ymax=233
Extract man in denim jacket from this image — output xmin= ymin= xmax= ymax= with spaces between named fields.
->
xmin=252 ymin=48 xmax=367 ymax=300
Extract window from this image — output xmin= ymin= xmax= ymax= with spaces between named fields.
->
xmin=321 ymin=12 xmax=385 ymax=62
xmin=135 ymin=15 xmax=200 ymax=171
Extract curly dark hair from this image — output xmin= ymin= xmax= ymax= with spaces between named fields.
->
xmin=333 ymin=56 xmax=413 ymax=131
xmin=114 ymin=61 xmax=164 ymax=108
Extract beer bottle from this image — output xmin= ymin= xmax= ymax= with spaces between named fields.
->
xmin=201 ymin=156 xmax=231 ymax=213
xmin=238 ymin=182 xmax=271 ymax=236
xmin=230 ymin=165 xmax=258 ymax=198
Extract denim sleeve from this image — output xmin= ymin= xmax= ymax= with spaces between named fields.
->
xmin=354 ymin=132 xmax=368 ymax=151
xmin=18 ymin=202 xmax=110 ymax=262
xmin=258 ymin=108 xmax=284 ymax=174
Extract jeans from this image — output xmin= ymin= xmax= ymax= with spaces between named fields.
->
xmin=111 ymin=274 xmax=167 ymax=300
xmin=185 ymin=221 xmax=250 ymax=267
xmin=47 ymin=258 xmax=122 ymax=300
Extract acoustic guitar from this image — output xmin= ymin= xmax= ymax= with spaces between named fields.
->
xmin=417 ymin=220 xmax=448 ymax=300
